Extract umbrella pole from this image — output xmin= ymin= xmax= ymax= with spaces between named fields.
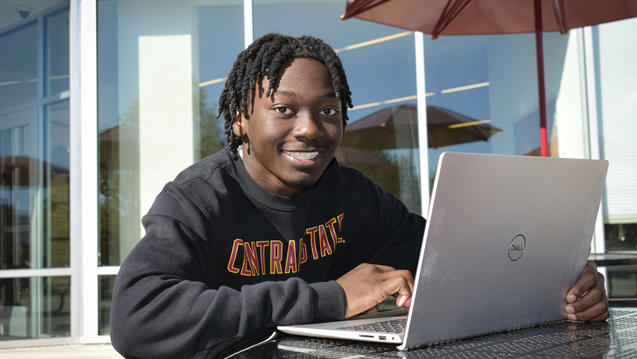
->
xmin=534 ymin=0 xmax=549 ymax=157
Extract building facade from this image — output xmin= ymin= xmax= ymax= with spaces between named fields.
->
xmin=0 ymin=0 xmax=636 ymax=345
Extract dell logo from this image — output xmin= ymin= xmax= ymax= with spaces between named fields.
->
xmin=508 ymin=234 xmax=526 ymax=261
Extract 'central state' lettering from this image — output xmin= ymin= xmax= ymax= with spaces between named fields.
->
xmin=226 ymin=213 xmax=344 ymax=277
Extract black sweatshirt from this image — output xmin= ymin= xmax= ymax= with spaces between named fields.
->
xmin=110 ymin=148 xmax=425 ymax=358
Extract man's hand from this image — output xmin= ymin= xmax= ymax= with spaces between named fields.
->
xmin=336 ymin=263 xmax=414 ymax=319
xmin=565 ymin=261 xmax=609 ymax=322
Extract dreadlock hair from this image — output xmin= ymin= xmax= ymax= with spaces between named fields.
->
xmin=218 ymin=33 xmax=353 ymax=155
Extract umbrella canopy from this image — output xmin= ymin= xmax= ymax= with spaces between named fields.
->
xmin=342 ymin=0 xmax=637 ymax=156
xmin=341 ymin=104 xmax=501 ymax=150
xmin=343 ymin=0 xmax=637 ymax=36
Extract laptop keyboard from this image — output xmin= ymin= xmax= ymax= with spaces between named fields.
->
xmin=338 ymin=318 xmax=406 ymax=334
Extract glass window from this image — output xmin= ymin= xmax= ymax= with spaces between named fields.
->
xmin=254 ymin=0 xmax=421 ymax=213
xmin=97 ymin=0 xmax=243 ymax=266
xmin=420 ymin=29 xmax=595 ymax=201
xmin=0 ymin=276 xmax=70 ymax=340
xmin=607 ymin=264 xmax=637 ymax=299
xmin=196 ymin=3 xmax=244 ymax=161
xmin=543 ymin=30 xmax=590 ymax=160
xmin=0 ymin=4 xmax=70 ymax=271
xmin=0 ymin=22 xmax=37 ymax=110
xmin=0 ymin=1 xmax=70 ymax=341
xmin=422 ymin=31 xmax=587 ymax=182
xmin=45 ymin=9 xmax=70 ymax=97
xmin=1 ymin=108 xmax=36 ymax=270
xmin=98 ymin=275 xmax=116 ymax=336
xmin=44 ymin=100 xmax=70 ymax=268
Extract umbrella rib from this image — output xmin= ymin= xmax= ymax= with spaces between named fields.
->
xmin=432 ymin=0 xmax=472 ymax=39
xmin=433 ymin=0 xmax=453 ymax=38
xmin=342 ymin=0 xmax=390 ymax=19
xmin=552 ymin=0 xmax=568 ymax=34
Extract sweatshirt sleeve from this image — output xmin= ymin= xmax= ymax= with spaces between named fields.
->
xmin=109 ymin=183 xmax=346 ymax=359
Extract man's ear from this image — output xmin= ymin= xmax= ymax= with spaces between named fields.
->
xmin=232 ymin=111 xmax=245 ymax=137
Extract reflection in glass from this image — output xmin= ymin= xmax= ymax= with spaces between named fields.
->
xmin=607 ymin=264 xmax=637 ymax=299
xmin=606 ymin=224 xmax=637 ymax=252
xmin=98 ymin=1 xmax=242 ymax=266
xmin=99 ymin=275 xmax=116 ymax=335
xmin=0 ymin=2 xmax=70 ymax=271
xmin=1 ymin=108 xmax=36 ymax=270
xmin=339 ymin=104 xmax=420 ymax=211
xmin=195 ymin=3 xmax=243 ymax=161
xmin=0 ymin=106 xmax=69 ymax=270
xmin=422 ymin=31 xmax=586 ymax=189
xmin=44 ymin=101 xmax=70 ymax=268
xmin=341 ymin=104 xmax=501 ymax=209
xmin=0 ymin=276 xmax=70 ymax=340
xmin=45 ymin=9 xmax=70 ymax=97
xmin=0 ymin=21 xmax=37 ymax=110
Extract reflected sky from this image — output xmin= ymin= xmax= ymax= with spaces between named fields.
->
xmin=95 ymin=0 xmax=576 ymax=190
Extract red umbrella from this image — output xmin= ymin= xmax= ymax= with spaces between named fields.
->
xmin=342 ymin=0 xmax=637 ymax=156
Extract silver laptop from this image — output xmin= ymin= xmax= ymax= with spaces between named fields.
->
xmin=278 ymin=152 xmax=609 ymax=350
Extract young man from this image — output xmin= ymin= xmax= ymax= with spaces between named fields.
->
xmin=110 ymin=33 xmax=609 ymax=358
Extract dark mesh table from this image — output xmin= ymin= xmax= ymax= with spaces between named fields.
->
xmin=231 ymin=308 xmax=637 ymax=358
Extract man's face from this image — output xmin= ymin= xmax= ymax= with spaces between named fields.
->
xmin=234 ymin=58 xmax=343 ymax=197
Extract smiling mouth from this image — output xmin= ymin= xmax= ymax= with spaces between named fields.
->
xmin=282 ymin=150 xmax=320 ymax=161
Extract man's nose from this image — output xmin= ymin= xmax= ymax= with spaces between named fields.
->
xmin=293 ymin=111 xmax=323 ymax=141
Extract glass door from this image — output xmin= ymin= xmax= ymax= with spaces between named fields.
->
xmin=0 ymin=2 xmax=71 ymax=341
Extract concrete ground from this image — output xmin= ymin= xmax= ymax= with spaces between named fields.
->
xmin=0 ymin=343 xmax=123 ymax=359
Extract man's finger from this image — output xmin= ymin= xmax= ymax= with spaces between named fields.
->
xmin=383 ymin=276 xmax=412 ymax=308
xmin=589 ymin=310 xmax=610 ymax=322
xmin=566 ymin=261 xmax=598 ymax=303
xmin=567 ymin=299 xmax=608 ymax=322
xmin=337 ymin=263 xmax=414 ymax=318
xmin=402 ymin=297 xmax=412 ymax=308
xmin=396 ymin=295 xmax=408 ymax=307
xmin=381 ymin=269 xmax=414 ymax=286
xmin=386 ymin=275 xmax=413 ymax=295
xmin=566 ymin=286 xmax=604 ymax=313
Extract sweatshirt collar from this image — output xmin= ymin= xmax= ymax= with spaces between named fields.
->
xmin=231 ymin=149 xmax=315 ymax=211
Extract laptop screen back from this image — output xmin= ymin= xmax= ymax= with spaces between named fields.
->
xmin=401 ymin=152 xmax=608 ymax=349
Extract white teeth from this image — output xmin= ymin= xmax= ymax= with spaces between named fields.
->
xmin=283 ymin=151 xmax=320 ymax=160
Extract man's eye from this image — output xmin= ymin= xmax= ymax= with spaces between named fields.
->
xmin=321 ymin=108 xmax=338 ymax=116
xmin=274 ymin=106 xmax=290 ymax=114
